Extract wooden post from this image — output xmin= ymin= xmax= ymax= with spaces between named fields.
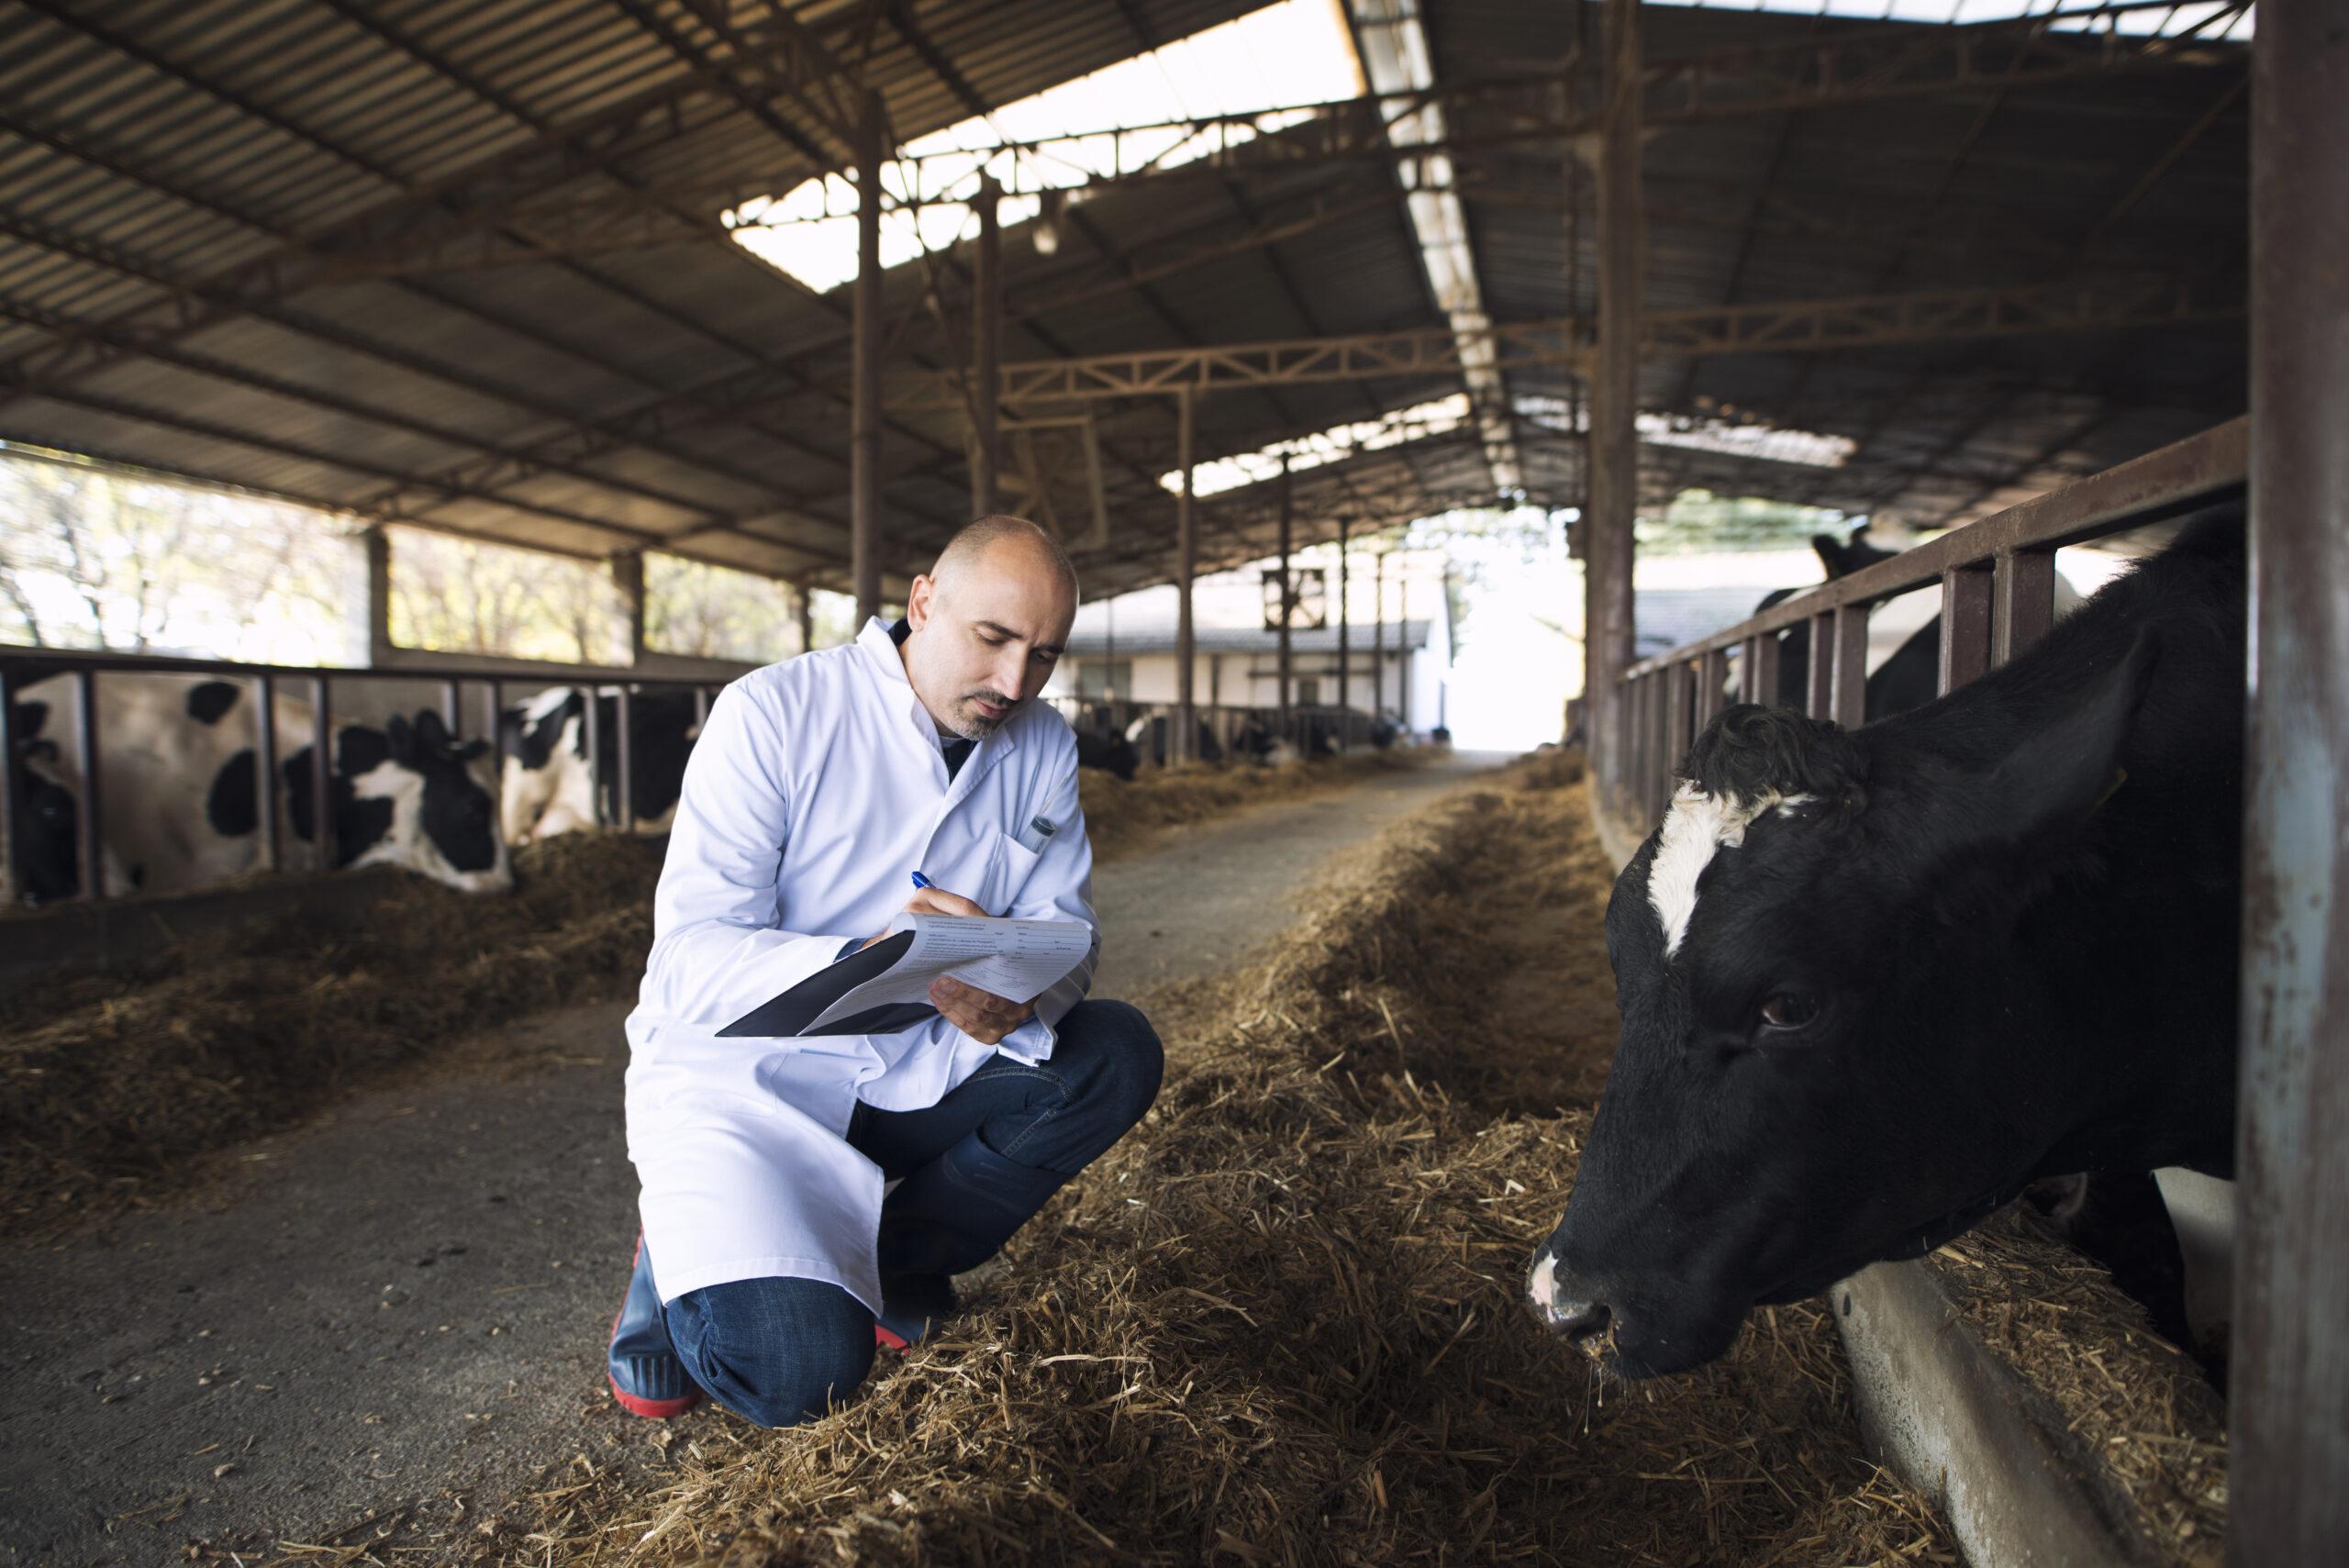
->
xmin=2233 ymin=4 xmax=2349 ymax=1558
xmin=796 ymin=581 xmax=816 ymax=654
xmin=1277 ymin=460 xmax=1294 ymax=739
xmin=344 ymin=526 xmax=393 ymax=667
xmin=852 ymin=87 xmax=885 ymax=627
xmin=1586 ymin=0 xmax=1643 ymax=814
xmin=972 ymin=172 xmax=1001 ymax=519
xmin=1940 ymin=564 xmax=1995 ymax=695
xmin=1174 ymin=387 xmax=1196 ymax=767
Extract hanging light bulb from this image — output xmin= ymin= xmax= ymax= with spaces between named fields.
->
xmin=1033 ymin=189 xmax=1065 ymax=255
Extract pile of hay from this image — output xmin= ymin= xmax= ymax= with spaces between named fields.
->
xmin=1079 ymin=750 xmax=1431 ymax=864
xmin=0 ymin=833 xmax=663 ymax=1241
xmin=1926 ymin=1210 xmax=2228 ymax=1564
xmin=466 ymin=759 xmax=1953 ymax=1566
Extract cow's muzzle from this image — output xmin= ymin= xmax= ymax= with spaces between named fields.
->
xmin=1526 ymin=1248 xmax=1613 ymax=1349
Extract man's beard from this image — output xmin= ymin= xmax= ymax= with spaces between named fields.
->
xmin=948 ymin=689 xmax=1020 ymax=740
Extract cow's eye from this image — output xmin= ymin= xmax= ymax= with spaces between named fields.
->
xmin=1757 ymin=992 xmax=1820 ymax=1031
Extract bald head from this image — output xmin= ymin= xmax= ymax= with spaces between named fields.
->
xmin=900 ymin=514 xmax=1079 ymax=740
xmin=930 ymin=514 xmax=1080 ymax=603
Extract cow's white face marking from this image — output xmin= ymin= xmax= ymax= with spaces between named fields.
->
xmin=1528 ymin=1249 xmax=1561 ymax=1310
xmin=351 ymin=762 xmax=514 ymax=894
xmin=1647 ymin=784 xmax=1813 ymax=956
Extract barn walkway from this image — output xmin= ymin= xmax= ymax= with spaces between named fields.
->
xmin=0 ymin=750 xmax=1505 ymax=1567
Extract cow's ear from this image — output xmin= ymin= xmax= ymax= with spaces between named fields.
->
xmin=377 ymin=716 xmax=413 ymax=768
xmin=13 ymin=700 xmax=49 ymax=740
xmin=410 ymin=708 xmax=453 ymax=754
xmin=1944 ymin=625 xmax=2161 ymax=849
xmin=454 ymin=738 xmax=489 ymax=762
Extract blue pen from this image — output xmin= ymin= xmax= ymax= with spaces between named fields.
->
xmin=909 ymin=871 xmax=934 ymax=890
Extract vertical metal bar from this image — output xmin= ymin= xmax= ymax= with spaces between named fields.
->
xmin=1698 ymin=648 xmax=1729 ymax=729
xmin=1587 ymin=0 xmax=1643 ymax=815
xmin=2233 ymin=6 xmax=2349 ymax=1558
xmin=309 ymin=676 xmax=332 ymax=873
xmin=972 ymin=172 xmax=1001 ymax=519
xmin=1830 ymin=604 xmax=1870 ymax=728
xmin=442 ymin=678 xmax=461 ymax=731
xmin=583 ymin=684 xmax=605 ymax=829
xmin=1991 ymin=549 xmax=2056 ymax=667
xmin=692 ymin=684 xmax=708 ymax=732
xmin=1940 ymin=564 xmax=1995 ymax=695
xmin=1372 ymin=550 xmax=1386 ymax=717
xmin=852 ymin=87 xmax=885 ymax=627
xmin=1649 ymin=672 xmax=1671 ymax=820
xmin=1664 ymin=660 xmax=1690 ymax=781
xmin=1276 ymin=460 xmax=1293 ymax=739
xmin=256 ymin=673 xmax=280 ymax=873
xmin=1174 ymin=386 xmax=1196 ymax=767
xmin=1749 ymin=630 xmax=1781 ymax=708
xmin=1806 ymin=611 xmax=1835 ymax=719
xmin=72 ymin=669 xmax=103 ymax=900
xmin=487 ymin=677 xmax=505 ymax=847
xmin=0 ymin=672 xmax=17 ymax=904
xmin=615 ymin=685 xmax=636 ymax=833
xmin=1336 ymin=517 xmax=1351 ymax=728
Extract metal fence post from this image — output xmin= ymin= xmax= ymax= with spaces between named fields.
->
xmin=72 ymin=670 xmax=103 ymax=901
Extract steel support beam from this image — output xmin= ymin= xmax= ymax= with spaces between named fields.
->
xmin=972 ymin=173 xmax=1003 ymax=520
xmin=1174 ymin=388 xmax=1196 ymax=766
xmin=1277 ymin=461 xmax=1294 ymax=735
xmin=886 ymin=273 xmax=2229 ymax=410
xmin=1336 ymin=516 xmax=1352 ymax=728
xmin=852 ymin=89 xmax=885 ymax=626
xmin=2233 ymin=3 xmax=2349 ymax=1560
xmin=1587 ymin=0 xmax=1642 ymax=816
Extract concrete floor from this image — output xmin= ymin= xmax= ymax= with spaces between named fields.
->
xmin=0 ymin=751 xmax=1503 ymax=1566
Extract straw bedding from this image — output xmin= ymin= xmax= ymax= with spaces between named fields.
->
xmin=0 ymin=832 xmax=666 ymax=1242
xmin=1924 ymin=1209 xmax=2228 ymax=1565
xmin=462 ymin=755 xmax=1956 ymax=1567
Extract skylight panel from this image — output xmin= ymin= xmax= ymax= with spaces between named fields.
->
xmin=727 ymin=0 xmax=1364 ymax=293
xmin=1637 ymin=1 xmax=2251 ymax=39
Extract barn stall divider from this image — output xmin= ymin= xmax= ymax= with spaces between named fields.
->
xmin=0 ymin=647 xmax=727 ymax=909
xmin=1589 ymin=415 xmax=2249 ymax=1568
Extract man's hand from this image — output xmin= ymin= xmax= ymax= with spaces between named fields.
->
xmin=861 ymin=882 xmax=1036 ymax=1045
xmin=929 ymin=974 xmax=1035 ymax=1046
xmin=860 ymin=884 xmax=987 ymax=948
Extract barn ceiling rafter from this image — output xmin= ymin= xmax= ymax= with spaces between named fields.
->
xmin=0 ymin=0 xmax=2251 ymax=597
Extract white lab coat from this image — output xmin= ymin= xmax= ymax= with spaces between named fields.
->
xmin=623 ymin=618 xmax=1097 ymax=1313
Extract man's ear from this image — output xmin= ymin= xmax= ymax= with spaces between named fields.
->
xmin=905 ymin=573 xmax=935 ymax=631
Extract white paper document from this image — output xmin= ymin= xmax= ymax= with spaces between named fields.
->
xmin=806 ymin=912 xmax=1092 ymax=1031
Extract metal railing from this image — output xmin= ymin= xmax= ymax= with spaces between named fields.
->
xmin=1604 ymin=416 xmax=2249 ymax=837
xmin=1 ymin=647 xmax=731 ymax=907
xmin=1047 ymin=697 xmax=1403 ymax=765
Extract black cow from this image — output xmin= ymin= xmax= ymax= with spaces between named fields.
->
xmin=6 ymin=698 xmax=79 ymax=906
xmin=1074 ymin=729 xmax=1140 ymax=782
xmin=499 ymin=686 xmax=701 ymax=841
xmin=1529 ymin=510 xmax=2244 ymax=1376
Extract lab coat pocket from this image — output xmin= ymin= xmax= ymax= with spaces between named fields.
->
xmin=982 ymin=828 xmax=1042 ymax=912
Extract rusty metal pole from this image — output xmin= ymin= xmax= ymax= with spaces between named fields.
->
xmin=1586 ymin=0 xmax=1642 ymax=812
xmin=1277 ymin=460 xmax=1294 ymax=740
xmin=852 ymin=87 xmax=885 ymax=627
xmin=1174 ymin=387 xmax=1196 ymax=767
xmin=972 ymin=172 xmax=1002 ymax=520
xmin=1336 ymin=517 xmax=1352 ymax=746
xmin=2232 ymin=6 xmax=2349 ymax=1561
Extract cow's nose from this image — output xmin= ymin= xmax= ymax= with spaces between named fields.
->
xmin=1527 ymin=1248 xmax=1614 ymax=1343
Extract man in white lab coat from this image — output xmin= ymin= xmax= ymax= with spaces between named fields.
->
xmin=607 ymin=517 xmax=1163 ymax=1425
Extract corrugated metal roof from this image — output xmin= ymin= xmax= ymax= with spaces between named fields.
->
xmin=0 ymin=1 xmax=2249 ymax=601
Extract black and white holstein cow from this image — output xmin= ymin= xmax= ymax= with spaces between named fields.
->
xmin=1529 ymin=510 xmax=2243 ymax=1376
xmin=10 ymin=675 xmax=510 ymax=900
xmin=6 ymin=695 xmax=82 ymax=906
xmin=498 ymin=686 xmax=700 ymax=843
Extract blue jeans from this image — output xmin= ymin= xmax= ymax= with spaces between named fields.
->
xmin=662 ymin=998 xmax=1162 ymax=1427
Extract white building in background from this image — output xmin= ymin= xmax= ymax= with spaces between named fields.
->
xmin=1048 ymin=550 xmax=1453 ymax=739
